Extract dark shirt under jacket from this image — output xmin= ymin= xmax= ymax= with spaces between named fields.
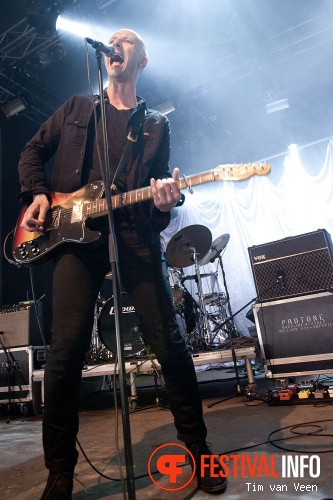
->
xmin=18 ymin=94 xmax=173 ymax=245
xmin=82 ymin=103 xmax=133 ymax=230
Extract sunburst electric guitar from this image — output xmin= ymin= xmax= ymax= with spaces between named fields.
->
xmin=12 ymin=163 xmax=270 ymax=266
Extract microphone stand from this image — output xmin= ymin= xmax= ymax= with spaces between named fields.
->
xmin=208 ymin=280 xmax=284 ymax=408
xmin=93 ymin=48 xmax=135 ymax=498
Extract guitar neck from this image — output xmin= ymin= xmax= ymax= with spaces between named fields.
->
xmin=84 ymin=170 xmax=216 ymax=218
xmin=83 ymin=162 xmax=270 ymax=219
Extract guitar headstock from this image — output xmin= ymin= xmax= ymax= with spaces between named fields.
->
xmin=213 ymin=163 xmax=271 ymax=181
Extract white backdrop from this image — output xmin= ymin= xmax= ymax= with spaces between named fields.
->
xmin=162 ymin=138 xmax=333 ymax=337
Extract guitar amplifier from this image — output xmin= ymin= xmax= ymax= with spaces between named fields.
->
xmin=248 ymin=229 xmax=333 ymax=302
xmin=0 ymin=302 xmax=44 ymax=348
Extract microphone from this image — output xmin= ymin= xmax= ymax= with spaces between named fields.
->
xmin=85 ymin=37 xmax=115 ymax=57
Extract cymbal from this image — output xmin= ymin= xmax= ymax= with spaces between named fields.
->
xmin=182 ymin=273 xmax=215 ymax=281
xmin=202 ymin=292 xmax=226 ymax=305
xmin=165 ymin=225 xmax=212 ymax=269
xmin=199 ymin=233 xmax=230 ymax=266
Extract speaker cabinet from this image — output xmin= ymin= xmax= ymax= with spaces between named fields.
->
xmin=248 ymin=229 xmax=333 ymax=302
xmin=253 ymin=292 xmax=333 ymax=378
xmin=0 ymin=302 xmax=43 ymax=348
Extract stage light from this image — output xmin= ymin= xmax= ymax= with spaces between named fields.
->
xmin=56 ymin=15 xmax=111 ymax=42
xmin=1 ymin=97 xmax=28 ymax=118
xmin=26 ymin=0 xmax=74 ymax=38
xmin=288 ymin=143 xmax=298 ymax=152
xmin=56 ymin=16 xmax=91 ymax=38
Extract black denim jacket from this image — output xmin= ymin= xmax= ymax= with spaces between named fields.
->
xmin=18 ymin=94 xmax=175 ymax=244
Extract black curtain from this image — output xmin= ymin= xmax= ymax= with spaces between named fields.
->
xmin=0 ymin=115 xmax=53 ymax=342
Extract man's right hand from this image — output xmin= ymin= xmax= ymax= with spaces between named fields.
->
xmin=20 ymin=193 xmax=50 ymax=232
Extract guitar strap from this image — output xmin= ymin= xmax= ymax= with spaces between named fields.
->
xmin=111 ymin=102 xmax=147 ymax=190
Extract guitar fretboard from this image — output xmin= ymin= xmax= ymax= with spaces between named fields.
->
xmin=82 ymin=170 xmax=218 ymax=217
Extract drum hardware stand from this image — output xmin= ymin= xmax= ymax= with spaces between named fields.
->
xmin=85 ymin=299 xmax=111 ymax=365
xmin=188 ymin=245 xmax=210 ymax=343
xmin=165 ymin=225 xmax=214 ymax=349
xmin=180 ymin=276 xmax=221 ymax=351
xmin=206 ymin=271 xmax=229 ymax=338
xmin=128 ymin=343 xmax=167 ymax=413
xmin=208 ymin=249 xmax=241 ymax=347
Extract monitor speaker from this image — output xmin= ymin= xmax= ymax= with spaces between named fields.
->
xmin=0 ymin=302 xmax=43 ymax=348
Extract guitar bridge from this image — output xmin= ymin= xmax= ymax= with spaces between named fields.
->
xmin=45 ymin=208 xmax=61 ymax=229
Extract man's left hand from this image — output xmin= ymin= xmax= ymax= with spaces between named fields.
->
xmin=150 ymin=167 xmax=181 ymax=212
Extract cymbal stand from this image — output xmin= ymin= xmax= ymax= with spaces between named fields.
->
xmin=203 ymin=270 xmax=228 ymax=343
xmin=208 ymin=253 xmax=245 ymax=403
xmin=218 ymin=255 xmax=233 ymax=324
xmin=190 ymin=246 xmax=210 ymax=343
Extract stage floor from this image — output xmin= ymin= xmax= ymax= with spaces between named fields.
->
xmin=1 ymin=366 xmax=333 ymax=499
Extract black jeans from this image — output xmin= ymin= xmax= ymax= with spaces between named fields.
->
xmin=43 ymin=233 xmax=207 ymax=473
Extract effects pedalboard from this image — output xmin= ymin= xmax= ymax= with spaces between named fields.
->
xmin=267 ymin=379 xmax=333 ymax=405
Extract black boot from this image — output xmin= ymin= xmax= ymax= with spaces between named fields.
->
xmin=187 ymin=442 xmax=228 ymax=494
xmin=40 ymin=471 xmax=74 ymax=500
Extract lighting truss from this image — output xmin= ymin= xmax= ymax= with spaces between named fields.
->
xmin=0 ymin=18 xmax=69 ymax=66
xmin=0 ymin=0 xmax=118 ymax=124
xmin=0 ymin=62 xmax=63 ymax=124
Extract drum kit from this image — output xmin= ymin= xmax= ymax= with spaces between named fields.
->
xmin=165 ymin=224 xmax=233 ymax=350
xmin=85 ymin=224 xmax=235 ymax=364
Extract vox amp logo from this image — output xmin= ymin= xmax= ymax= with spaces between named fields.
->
xmin=148 ymin=443 xmax=196 ymax=491
xmin=253 ymin=254 xmax=266 ymax=261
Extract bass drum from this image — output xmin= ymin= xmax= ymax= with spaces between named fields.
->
xmin=97 ymin=293 xmax=144 ymax=358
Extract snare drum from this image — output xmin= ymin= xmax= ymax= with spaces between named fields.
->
xmin=97 ymin=293 xmax=144 ymax=357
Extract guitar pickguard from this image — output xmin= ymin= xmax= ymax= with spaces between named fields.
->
xmin=12 ymin=182 xmax=105 ymax=266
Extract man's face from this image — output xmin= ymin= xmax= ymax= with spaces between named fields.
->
xmin=104 ymin=29 xmax=147 ymax=82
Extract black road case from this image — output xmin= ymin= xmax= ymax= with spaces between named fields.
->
xmin=253 ymin=291 xmax=333 ymax=378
